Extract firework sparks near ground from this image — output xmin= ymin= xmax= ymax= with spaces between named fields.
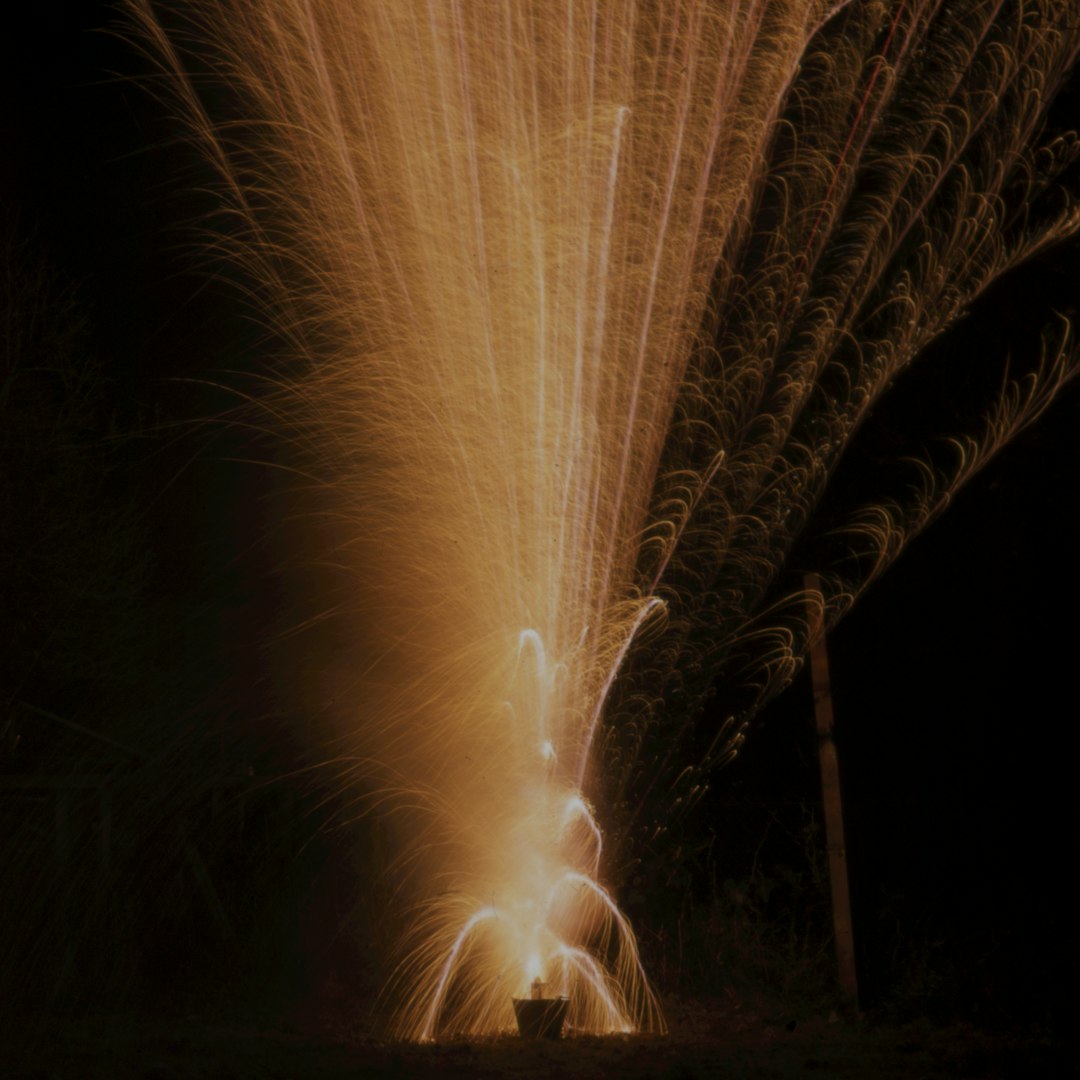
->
xmin=129 ymin=0 xmax=1079 ymax=1040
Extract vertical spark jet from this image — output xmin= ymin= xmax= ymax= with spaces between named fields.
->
xmin=131 ymin=0 xmax=1080 ymax=1039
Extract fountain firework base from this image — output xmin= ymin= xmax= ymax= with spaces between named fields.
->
xmin=512 ymin=995 xmax=570 ymax=1040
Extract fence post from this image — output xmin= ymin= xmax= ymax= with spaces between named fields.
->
xmin=804 ymin=572 xmax=859 ymax=1008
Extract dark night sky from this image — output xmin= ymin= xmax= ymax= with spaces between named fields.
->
xmin=5 ymin=0 xmax=1078 ymax=1021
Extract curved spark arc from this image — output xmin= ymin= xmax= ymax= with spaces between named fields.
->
xmin=516 ymin=628 xmax=556 ymax=750
xmin=559 ymin=795 xmax=603 ymax=879
xmin=576 ymin=595 xmax=666 ymax=791
xmin=132 ymin=0 xmax=1080 ymax=1043
xmin=551 ymin=944 xmax=633 ymax=1034
xmin=418 ymin=905 xmax=500 ymax=1043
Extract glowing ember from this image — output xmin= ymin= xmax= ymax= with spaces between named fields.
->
xmin=130 ymin=0 xmax=1079 ymax=1041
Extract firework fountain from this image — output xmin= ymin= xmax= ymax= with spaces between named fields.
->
xmin=131 ymin=0 xmax=1079 ymax=1040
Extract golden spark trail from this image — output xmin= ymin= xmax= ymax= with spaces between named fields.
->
xmin=131 ymin=0 xmax=1080 ymax=1040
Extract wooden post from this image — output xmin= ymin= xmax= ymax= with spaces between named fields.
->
xmin=804 ymin=572 xmax=859 ymax=1008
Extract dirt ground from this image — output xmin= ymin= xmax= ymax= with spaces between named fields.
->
xmin=5 ymin=997 xmax=1072 ymax=1080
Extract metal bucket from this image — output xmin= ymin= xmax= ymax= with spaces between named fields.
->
xmin=512 ymin=995 xmax=570 ymax=1039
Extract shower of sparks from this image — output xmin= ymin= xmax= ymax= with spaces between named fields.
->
xmin=131 ymin=0 xmax=1080 ymax=1040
